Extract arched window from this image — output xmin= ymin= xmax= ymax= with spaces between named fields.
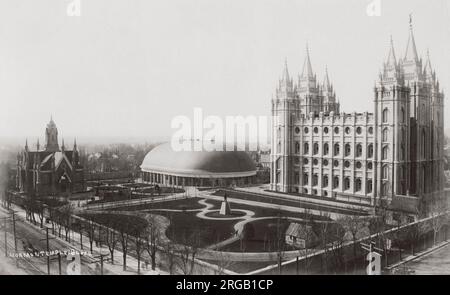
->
xmin=382 ymin=182 xmax=389 ymax=196
xmin=356 ymin=144 xmax=363 ymax=157
xmin=382 ymin=128 xmax=389 ymax=142
xmin=303 ymin=173 xmax=309 ymax=185
xmin=382 ymin=146 xmax=389 ymax=160
xmin=323 ymin=175 xmax=329 ymax=187
xmin=422 ymin=129 xmax=426 ymax=158
xmin=382 ymin=108 xmax=389 ymax=123
xmin=345 ymin=143 xmax=351 ymax=156
xmin=313 ymin=174 xmax=319 ymax=186
xmin=334 ymin=143 xmax=340 ymax=156
xmin=401 ymin=107 xmax=405 ymax=123
xmin=313 ymin=143 xmax=319 ymax=155
xmin=333 ymin=176 xmax=339 ymax=189
xmin=382 ymin=165 xmax=389 ymax=179
xmin=277 ymin=141 xmax=281 ymax=153
xmin=295 ymin=141 xmax=300 ymax=154
xmin=355 ymin=178 xmax=362 ymax=192
xmin=304 ymin=142 xmax=309 ymax=155
xmin=367 ymin=179 xmax=373 ymax=193
xmin=368 ymin=144 xmax=374 ymax=158
xmin=323 ymin=143 xmax=329 ymax=155
xmin=344 ymin=177 xmax=351 ymax=190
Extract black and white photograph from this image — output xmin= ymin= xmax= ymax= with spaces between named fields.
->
xmin=0 ymin=0 xmax=450 ymax=281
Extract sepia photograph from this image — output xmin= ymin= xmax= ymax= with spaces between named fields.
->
xmin=0 ymin=0 xmax=450 ymax=282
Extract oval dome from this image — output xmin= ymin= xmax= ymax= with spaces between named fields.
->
xmin=140 ymin=142 xmax=256 ymax=178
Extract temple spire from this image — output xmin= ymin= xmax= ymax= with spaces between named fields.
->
xmin=386 ymin=35 xmax=397 ymax=66
xmin=301 ymin=44 xmax=314 ymax=78
xmin=323 ymin=66 xmax=331 ymax=89
xmin=73 ymin=138 xmax=77 ymax=151
xmin=36 ymin=138 xmax=40 ymax=151
xmin=281 ymin=57 xmax=290 ymax=82
xmin=424 ymin=49 xmax=433 ymax=73
xmin=25 ymin=139 xmax=28 ymax=151
xmin=404 ymin=15 xmax=419 ymax=62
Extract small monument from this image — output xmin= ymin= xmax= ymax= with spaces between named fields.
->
xmin=219 ymin=193 xmax=232 ymax=215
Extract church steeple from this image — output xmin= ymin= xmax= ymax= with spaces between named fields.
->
xmin=380 ymin=36 xmax=401 ymax=84
xmin=323 ymin=66 xmax=331 ymax=90
xmin=45 ymin=116 xmax=60 ymax=152
xmin=298 ymin=44 xmax=318 ymax=95
xmin=301 ymin=44 xmax=314 ymax=78
xmin=401 ymin=16 xmax=423 ymax=82
xmin=276 ymin=58 xmax=294 ymax=99
xmin=386 ymin=36 xmax=397 ymax=66
xmin=36 ymin=138 xmax=40 ymax=151
xmin=404 ymin=16 xmax=419 ymax=63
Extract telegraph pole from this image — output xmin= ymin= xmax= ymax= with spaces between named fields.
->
xmin=3 ymin=219 xmax=7 ymax=257
xmin=46 ymin=227 xmax=50 ymax=275
xmin=12 ymin=211 xmax=17 ymax=251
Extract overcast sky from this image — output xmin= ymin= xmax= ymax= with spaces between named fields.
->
xmin=0 ymin=0 xmax=449 ymax=142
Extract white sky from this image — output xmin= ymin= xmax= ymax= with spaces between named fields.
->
xmin=0 ymin=0 xmax=449 ymax=141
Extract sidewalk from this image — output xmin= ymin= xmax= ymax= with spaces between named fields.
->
xmin=2 ymin=204 xmax=167 ymax=275
xmin=385 ymin=240 xmax=450 ymax=271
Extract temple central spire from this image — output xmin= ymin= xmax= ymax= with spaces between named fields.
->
xmin=301 ymin=44 xmax=314 ymax=78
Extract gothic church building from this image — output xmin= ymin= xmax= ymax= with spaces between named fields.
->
xmin=270 ymin=22 xmax=444 ymax=212
xmin=16 ymin=118 xmax=85 ymax=197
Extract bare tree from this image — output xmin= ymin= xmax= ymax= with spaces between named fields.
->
xmin=132 ymin=221 xmax=149 ymax=275
xmin=430 ymin=199 xmax=448 ymax=246
xmin=315 ymin=211 xmax=331 ymax=274
xmin=59 ymin=204 xmax=74 ymax=242
xmin=177 ymin=230 xmax=202 ymax=275
xmin=104 ymin=227 xmax=119 ymax=265
xmin=336 ymin=215 xmax=368 ymax=271
xmin=144 ymin=215 xmax=160 ymax=271
xmin=213 ymin=251 xmax=234 ymax=275
xmin=35 ymin=199 xmax=45 ymax=228
xmin=163 ymin=240 xmax=176 ymax=274
xmin=118 ymin=223 xmax=131 ymax=271
xmin=84 ymin=219 xmax=96 ymax=254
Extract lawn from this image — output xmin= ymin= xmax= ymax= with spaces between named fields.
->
xmin=109 ymin=197 xmax=206 ymax=211
xmin=204 ymin=199 xmax=333 ymax=221
xmin=150 ymin=210 xmax=238 ymax=248
xmin=221 ymin=218 xmax=299 ymax=253
xmin=212 ymin=189 xmax=367 ymax=216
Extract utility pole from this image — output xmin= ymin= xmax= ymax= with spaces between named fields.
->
xmin=12 ymin=211 xmax=17 ymax=251
xmin=46 ymin=227 xmax=50 ymax=275
xmin=3 ymin=219 xmax=7 ymax=257
xmin=58 ymin=253 xmax=62 ymax=275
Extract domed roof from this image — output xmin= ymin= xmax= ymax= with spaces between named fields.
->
xmin=140 ymin=142 xmax=256 ymax=178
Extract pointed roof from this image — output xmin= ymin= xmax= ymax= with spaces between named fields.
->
xmin=424 ymin=49 xmax=433 ymax=74
xmin=386 ymin=36 xmax=397 ymax=66
xmin=281 ymin=58 xmax=290 ymax=82
xmin=323 ymin=66 xmax=331 ymax=89
xmin=301 ymin=44 xmax=314 ymax=78
xmin=404 ymin=18 xmax=419 ymax=62
xmin=47 ymin=115 xmax=56 ymax=128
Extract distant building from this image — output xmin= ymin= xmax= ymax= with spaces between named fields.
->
xmin=285 ymin=223 xmax=318 ymax=248
xmin=16 ymin=118 xmax=85 ymax=197
xmin=140 ymin=142 xmax=257 ymax=187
